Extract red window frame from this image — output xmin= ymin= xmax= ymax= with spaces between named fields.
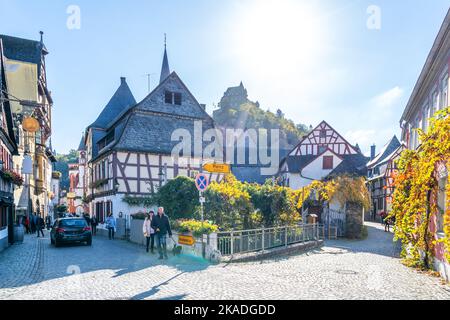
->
xmin=323 ymin=156 xmax=334 ymax=170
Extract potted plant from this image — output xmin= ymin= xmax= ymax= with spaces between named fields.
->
xmin=174 ymin=219 xmax=218 ymax=238
xmin=0 ymin=169 xmax=24 ymax=187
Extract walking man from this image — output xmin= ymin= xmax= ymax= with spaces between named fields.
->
xmin=151 ymin=207 xmax=172 ymax=260
xmin=36 ymin=214 xmax=45 ymax=238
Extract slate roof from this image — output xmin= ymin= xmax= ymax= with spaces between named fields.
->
xmin=231 ymin=148 xmax=290 ymax=184
xmin=0 ymin=34 xmax=43 ymax=64
xmin=136 ymin=72 xmax=211 ymax=120
xmin=90 ymin=77 xmax=136 ymax=129
xmin=0 ymin=40 xmax=19 ymax=155
xmin=282 ymin=155 xmax=316 ymax=173
xmin=0 ymin=34 xmax=45 ymax=76
xmin=78 ymin=134 xmax=86 ymax=151
xmin=329 ymin=154 xmax=370 ymax=178
xmin=110 ymin=112 xmax=215 ymax=155
xmin=367 ymin=136 xmax=401 ymax=168
xmin=91 ymin=71 xmax=215 ymax=161
xmin=232 ymin=166 xmax=271 ymax=185
xmin=160 ymin=46 xmax=170 ymax=84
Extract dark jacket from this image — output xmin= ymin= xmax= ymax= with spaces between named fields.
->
xmin=36 ymin=217 xmax=44 ymax=229
xmin=151 ymin=213 xmax=172 ymax=237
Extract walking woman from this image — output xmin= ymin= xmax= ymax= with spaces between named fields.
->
xmin=142 ymin=211 xmax=156 ymax=253
xmin=106 ymin=213 xmax=116 ymax=240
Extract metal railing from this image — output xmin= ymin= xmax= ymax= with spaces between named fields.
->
xmin=216 ymin=223 xmax=325 ymax=256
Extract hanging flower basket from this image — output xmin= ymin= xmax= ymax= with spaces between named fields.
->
xmin=89 ymin=178 xmax=108 ymax=189
xmin=0 ymin=169 xmax=24 ymax=187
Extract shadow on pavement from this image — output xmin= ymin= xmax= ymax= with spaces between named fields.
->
xmin=0 ymin=232 xmax=211 ymax=292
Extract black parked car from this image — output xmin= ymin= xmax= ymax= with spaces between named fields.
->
xmin=51 ymin=218 xmax=92 ymax=247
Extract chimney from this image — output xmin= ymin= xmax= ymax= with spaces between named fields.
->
xmin=371 ymin=144 xmax=376 ymax=160
xmin=120 ymin=77 xmax=126 ymax=84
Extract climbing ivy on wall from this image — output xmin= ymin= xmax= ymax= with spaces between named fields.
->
xmin=391 ymin=107 xmax=450 ymax=269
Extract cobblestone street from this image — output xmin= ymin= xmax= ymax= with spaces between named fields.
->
xmin=1 ymin=222 xmax=449 ymax=300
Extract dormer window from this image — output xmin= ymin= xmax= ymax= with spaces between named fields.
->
xmin=164 ymin=91 xmax=182 ymax=105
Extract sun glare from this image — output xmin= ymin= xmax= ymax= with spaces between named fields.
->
xmin=232 ymin=0 xmax=326 ymax=78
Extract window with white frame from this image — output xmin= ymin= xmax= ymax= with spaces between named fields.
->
xmin=442 ymin=74 xmax=448 ymax=110
xmin=437 ymin=176 xmax=447 ymax=233
xmin=422 ymin=104 xmax=430 ymax=132
xmin=432 ymin=91 xmax=439 ymax=115
xmin=416 ymin=118 xmax=422 ymax=148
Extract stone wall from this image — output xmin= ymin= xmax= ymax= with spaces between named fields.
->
xmin=345 ymin=202 xmax=364 ymax=239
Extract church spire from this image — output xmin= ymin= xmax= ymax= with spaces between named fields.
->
xmin=159 ymin=34 xmax=170 ymax=84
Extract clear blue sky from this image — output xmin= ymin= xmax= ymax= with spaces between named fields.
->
xmin=1 ymin=0 xmax=449 ymax=155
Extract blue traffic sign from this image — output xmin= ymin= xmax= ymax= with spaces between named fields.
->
xmin=195 ymin=173 xmax=209 ymax=192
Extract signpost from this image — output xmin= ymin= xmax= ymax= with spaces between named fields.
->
xmin=195 ymin=173 xmax=209 ymax=225
xmin=203 ymin=163 xmax=231 ymax=174
xmin=195 ymin=173 xmax=209 ymax=192
xmin=178 ymin=235 xmax=196 ymax=246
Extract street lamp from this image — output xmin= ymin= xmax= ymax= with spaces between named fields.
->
xmin=114 ymin=179 xmax=120 ymax=192
xmin=158 ymin=164 xmax=167 ymax=186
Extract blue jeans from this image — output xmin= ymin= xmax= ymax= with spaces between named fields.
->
xmin=157 ymin=234 xmax=167 ymax=257
xmin=108 ymin=227 xmax=115 ymax=240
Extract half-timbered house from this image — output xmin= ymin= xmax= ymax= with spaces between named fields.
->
xmin=84 ymin=45 xmax=222 ymax=225
xmin=366 ymin=136 xmax=404 ymax=221
xmin=0 ymin=33 xmax=56 ymax=222
xmin=0 ymin=39 xmax=19 ymax=252
xmin=279 ymin=121 xmax=369 ymax=190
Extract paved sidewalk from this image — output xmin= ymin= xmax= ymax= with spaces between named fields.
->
xmin=0 ymin=223 xmax=449 ymax=300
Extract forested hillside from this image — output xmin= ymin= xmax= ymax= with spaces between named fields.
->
xmin=213 ymin=101 xmax=310 ymax=149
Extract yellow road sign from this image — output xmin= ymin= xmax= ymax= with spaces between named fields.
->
xmin=178 ymin=235 xmax=196 ymax=246
xmin=203 ymin=163 xmax=231 ymax=174
xmin=67 ymin=192 xmax=77 ymax=199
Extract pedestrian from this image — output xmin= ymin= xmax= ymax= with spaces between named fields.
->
xmin=45 ymin=215 xmax=52 ymax=230
xmin=84 ymin=213 xmax=91 ymax=226
xmin=30 ymin=213 xmax=36 ymax=234
xmin=91 ymin=215 xmax=98 ymax=236
xmin=151 ymin=207 xmax=172 ymax=260
xmin=384 ymin=215 xmax=391 ymax=233
xmin=105 ymin=213 xmax=116 ymax=240
xmin=24 ymin=215 xmax=30 ymax=234
xmin=36 ymin=214 xmax=45 ymax=238
xmin=143 ymin=211 xmax=156 ymax=253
